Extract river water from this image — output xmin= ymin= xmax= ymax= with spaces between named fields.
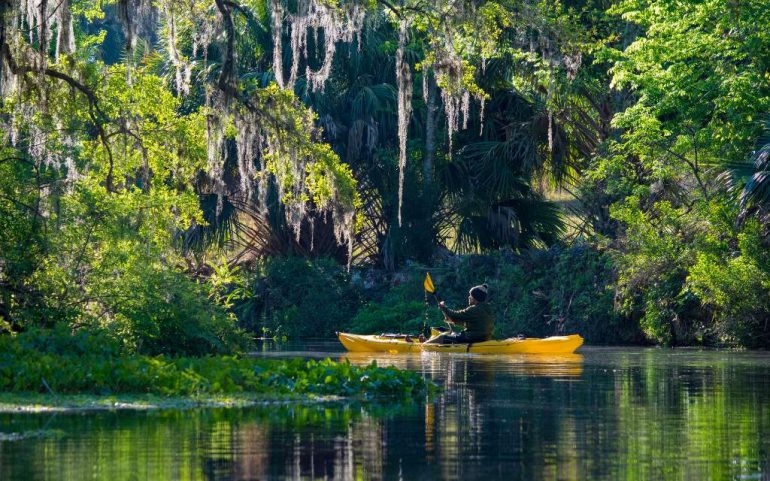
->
xmin=1 ymin=344 xmax=770 ymax=481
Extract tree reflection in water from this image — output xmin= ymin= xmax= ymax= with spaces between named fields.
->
xmin=2 ymin=348 xmax=770 ymax=481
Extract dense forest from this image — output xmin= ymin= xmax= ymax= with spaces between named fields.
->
xmin=1 ymin=0 xmax=770 ymax=355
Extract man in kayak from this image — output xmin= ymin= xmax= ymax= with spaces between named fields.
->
xmin=425 ymin=284 xmax=495 ymax=344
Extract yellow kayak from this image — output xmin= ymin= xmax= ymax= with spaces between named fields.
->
xmin=337 ymin=332 xmax=584 ymax=354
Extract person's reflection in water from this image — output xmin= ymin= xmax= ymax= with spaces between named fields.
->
xmin=425 ymin=403 xmax=435 ymax=463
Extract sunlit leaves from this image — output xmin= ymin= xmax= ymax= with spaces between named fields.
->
xmin=609 ymin=0 xmax=770 ymax=166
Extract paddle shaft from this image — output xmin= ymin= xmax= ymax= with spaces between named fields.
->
xmin=431 ymin=293 xmax=456 ymax=334
xmin=424 ymin=273 xmax=453 ymax=334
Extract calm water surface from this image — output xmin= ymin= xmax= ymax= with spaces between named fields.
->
xmin=2 ymin=344 xmax=770 ymax=481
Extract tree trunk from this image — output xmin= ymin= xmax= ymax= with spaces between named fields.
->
xmin=423 ymin=71 xmax=437 ymax=189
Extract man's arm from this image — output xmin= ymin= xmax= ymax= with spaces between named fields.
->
xmin=438 ymin=303 xmax=476 ymax=327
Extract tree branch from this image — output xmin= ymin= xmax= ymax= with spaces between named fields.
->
xmin=376 ymin=0 xmax=428 ymax=19
xmin=1 ymin=42 xmax=117 ymax=191
xmin=222 ymin=0 xmax=266 ymax=31
xmin=214 ymin=0 xmax=237 ymax=96
xmin=656 ymin=140 xmax=710 ymax=201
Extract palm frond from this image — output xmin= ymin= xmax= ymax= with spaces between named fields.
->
xmin=742 ymin=169 xmax=770 ymax=208
xmin=178 ymin=193 xmax=241 ymax=254
xmin=736 ymin=119 xmax=770 ymax=212
xmin=497 ymin=197 xmax=565 ymax=247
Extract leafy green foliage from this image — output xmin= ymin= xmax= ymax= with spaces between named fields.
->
xmin=574 ymin=0 xmax=770 ymax=347
xmin=238 ymin=257 xmax=363 ymax=339
xmin=0 ymin=67 xmax=246 ymax=354
xmin=609 ymin=0 xmax=770 ymax=164
xmin=0 ymin=151 xmax=47 ymax=330
xmin=0 ymin=64 xmax=248 ymax=354
xmin=348 ymin=278 xmax=438 ymax=335
xmin=610 ymin=197 xmax=696 ymax=344
xmin=606 ymin=186 xmax=770 ymax=346
xmin=687 ymin=220 xmax=770 ymax=347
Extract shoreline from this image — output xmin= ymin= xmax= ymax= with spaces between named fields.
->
xmin=0 ymin=392 xmax=348 ymax=414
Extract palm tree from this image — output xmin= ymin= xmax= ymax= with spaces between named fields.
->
xmin=178 ymin=10 xmax=572 ymax=268
xmin=438 ymin=85 xmax=566 ymax=253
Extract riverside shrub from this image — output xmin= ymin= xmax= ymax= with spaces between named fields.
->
xmin=347 ymin=277 xmax=442 ymax=335
xmin=238 ymin=256 xmax=363 ymax=339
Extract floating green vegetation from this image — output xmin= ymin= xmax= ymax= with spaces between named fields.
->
xmin=0 ymin=331 xmax=436 ymax=403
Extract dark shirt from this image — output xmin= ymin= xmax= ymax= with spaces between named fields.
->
xmin=439 ymin=302 xmax=495 ymax=341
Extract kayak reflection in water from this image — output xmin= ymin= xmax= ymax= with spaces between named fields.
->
xmin=425 ymin=284 xmax=496 ymax=345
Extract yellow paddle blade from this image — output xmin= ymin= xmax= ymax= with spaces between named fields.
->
xmin=423 ymin=272 xmax=435 ymax=293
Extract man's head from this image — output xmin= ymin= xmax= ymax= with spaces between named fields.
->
xmin=468 ymin=284 xmax=488 ymax=305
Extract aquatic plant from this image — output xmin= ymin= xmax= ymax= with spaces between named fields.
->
xmin=0 ymin=329 xmax=433 ymax=398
